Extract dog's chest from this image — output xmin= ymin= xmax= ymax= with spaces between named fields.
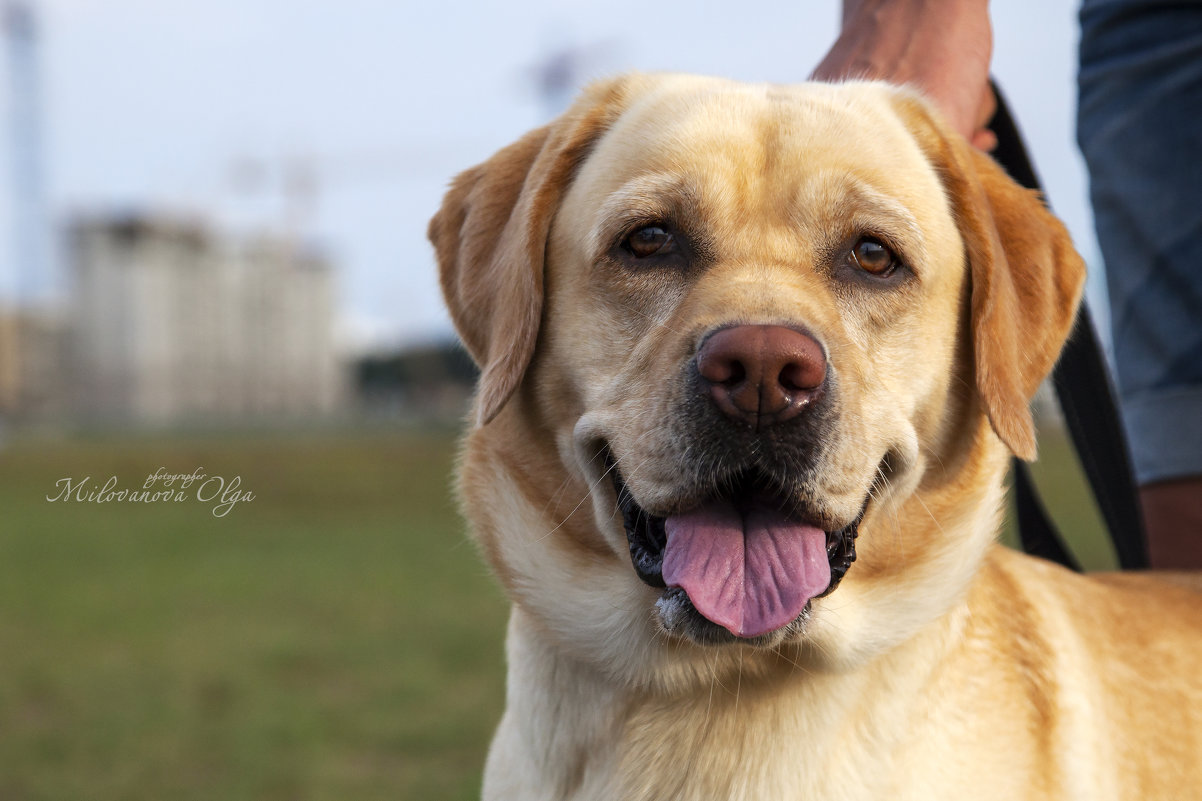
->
xmin=607 ymin=691 xmax=891 ymax=801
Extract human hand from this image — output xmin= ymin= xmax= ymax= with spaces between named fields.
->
xmin=811 ymin=0 xmax=997 ymax=150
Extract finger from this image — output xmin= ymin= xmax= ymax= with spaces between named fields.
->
xmin=971 ymin=128 xmax=998 ymax=152
xmin=973 ymin=86 xmax=998 ymax=132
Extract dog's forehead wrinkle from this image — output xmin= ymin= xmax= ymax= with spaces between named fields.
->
xmin=578 ymin=163 xmax=684 ymax=225
xmin=609 ymin=81 xmax=918 ymax=181
xmin=825 ymin=181 xmax=926 ymax=248
xmin=587 ymin=172 xmax=700 ymax=244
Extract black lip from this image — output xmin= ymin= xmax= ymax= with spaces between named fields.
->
xmin=610 ymin=457 xmax=668 ymax=588
xmin=604 ymin=449 xmax=861 ymax=602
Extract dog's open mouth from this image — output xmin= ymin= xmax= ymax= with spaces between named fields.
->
xmin=607 ymin=451 xmax=859 ymax=642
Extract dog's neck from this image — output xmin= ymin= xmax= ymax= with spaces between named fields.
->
xmin=488 ymin=593 xmax=981 ymax=801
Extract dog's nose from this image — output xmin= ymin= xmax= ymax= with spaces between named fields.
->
xmin=696 ymin=325 xmax=826 ymax=427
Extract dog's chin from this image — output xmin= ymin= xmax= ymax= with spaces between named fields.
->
xmin=604 ymin=448 xmax=862 ymax=648
xmin=655 ymin=587 xmax=814 ymax=648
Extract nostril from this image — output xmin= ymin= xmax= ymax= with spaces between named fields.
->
xmin=721 ymin=360 xmax=746 ymax=386
xmin=779 ymin=355 xmax=826 ymax=393
xmin=779 ymin=363 xmax=805 ymax=394
xmin=698 ymin=352 xmax=746 ymax=386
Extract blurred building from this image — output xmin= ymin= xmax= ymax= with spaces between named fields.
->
xmin=0 ymin=304 xmax=64 ymax=419
xmin=68 ymin=213 xmax=346 ymax=425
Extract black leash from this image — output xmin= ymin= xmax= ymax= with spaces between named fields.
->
xmin=987 ymin=84 xmax=1148 ymax=571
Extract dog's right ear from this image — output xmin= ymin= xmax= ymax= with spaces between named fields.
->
xmin=429 ymin=78 xmax=630 ymax=427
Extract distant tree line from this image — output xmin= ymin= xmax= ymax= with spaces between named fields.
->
xmin=355 ymin=340 xmax=478 ymax=418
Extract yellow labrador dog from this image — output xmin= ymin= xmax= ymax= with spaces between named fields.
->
xmin=429 ymin=74 xmax=1202 ymax=800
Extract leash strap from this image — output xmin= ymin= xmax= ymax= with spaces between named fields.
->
xmin=987 ymin=83 xmax=1148 ymax=571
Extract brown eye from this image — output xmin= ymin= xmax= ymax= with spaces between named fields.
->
xmin=624 ymin=225 xmax=675 ymax=258
xmin=850 ymin=237 xmax=898 ymax=276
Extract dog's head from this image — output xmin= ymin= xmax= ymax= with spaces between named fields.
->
xmin=430 ymin=75 xmax=1083 ymax=685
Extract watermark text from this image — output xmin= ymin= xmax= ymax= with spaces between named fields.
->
xmin=46 ymin=468 xmax=256 ymax=518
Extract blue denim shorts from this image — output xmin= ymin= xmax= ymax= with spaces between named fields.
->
xmin=1077 ymin=0 xmax=1202 ymax=484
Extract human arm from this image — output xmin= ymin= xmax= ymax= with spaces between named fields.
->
xmin=811 ymin=0 xmax=997 ymax=149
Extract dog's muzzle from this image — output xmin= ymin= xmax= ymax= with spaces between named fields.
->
xmin=601 ymin=322 xmax=862 ymax=643
xmin=608 ymin=455 xmax=860 ymax=643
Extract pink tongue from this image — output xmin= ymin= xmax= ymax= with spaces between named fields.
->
xmin=662 ymin=500 xmax=830 ymax=639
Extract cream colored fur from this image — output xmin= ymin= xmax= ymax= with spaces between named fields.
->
xmin=429 ymin=74 xmax=1202 ymax=800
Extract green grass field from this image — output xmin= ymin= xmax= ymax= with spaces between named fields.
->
xmin=0 ymin=427 xmax=506 ymax=801
xmin=0 ymin=424 xmax=1110 ymax=800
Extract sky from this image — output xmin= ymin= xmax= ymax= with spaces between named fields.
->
xmin=3 ymin=0 xmax=1103 ymax=352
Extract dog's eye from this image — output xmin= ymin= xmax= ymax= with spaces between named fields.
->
xmin=850 ymin=237 xmax=898 ymax=277
xmin=623 ymin=225 xmax=676 ymax=258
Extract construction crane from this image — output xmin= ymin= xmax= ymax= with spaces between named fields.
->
xmin=4 ymin=0 xmax=46 ymax=306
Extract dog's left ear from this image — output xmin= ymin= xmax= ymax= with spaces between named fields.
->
xmin=429 ymin=78 xmax=631 ymax=427
xmin=894 ymin=93 xmax=1086 ymax=461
